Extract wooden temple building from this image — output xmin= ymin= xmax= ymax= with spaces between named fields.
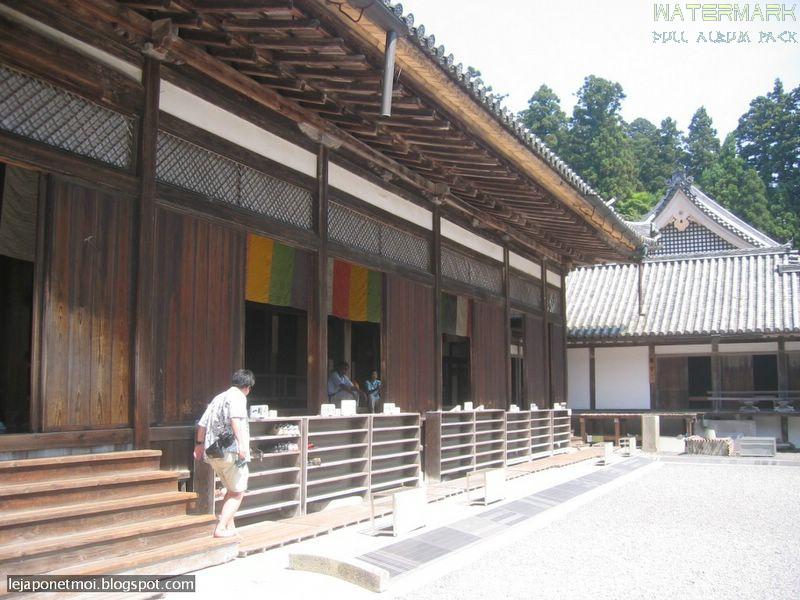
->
xmin=566 ymin=175 xmax=800 ymax=444
xmin=0 ymin=0 xmax=647 ymax=579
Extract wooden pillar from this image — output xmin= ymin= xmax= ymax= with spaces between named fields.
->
xmin=589 ymin=346 xmax=596 ymax=410
xmin=541 ymin=259 xmax=550 ymax=408
xmin=613 ymin=417 xmax=621 ymax=444
xmin=711 ymin=337 xmax=721 ymax=411
xmin=579 ymin=416 xmax=586 ymax=442
xmin=560 ymin=268 xmax=568 ymax=405
xmin=133 ymin=58 xmax=160 ymax=450
xmin=648 ymin=344 xmax=657 ymax=409
xmin=777 ymin=339 xmax=789 ymax=392
xmin=308 ymin=144 xmax=329 ymax=414
xmin=503 ymin=247 xmax=512 ymax=408
xmin=432 ymin=205 xmax=442 ymax=410
xmin=778 ymin=339 xmax=789 ymax=443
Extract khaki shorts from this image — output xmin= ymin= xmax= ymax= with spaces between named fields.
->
xmin=207 ymin=453 xmax=249 ymax=493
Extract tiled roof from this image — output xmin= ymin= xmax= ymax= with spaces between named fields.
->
xmin=567 ymin=247 xmax=800 ymax=340
xmin=638 ymin=175 xmax=780 ymax=250
xmin=378 ymin=2 xmax=647 ymax=249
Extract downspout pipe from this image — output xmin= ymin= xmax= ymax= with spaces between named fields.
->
xmin=380 ymin=29 xmax=398 ymax=116
xmin=346 ymin=1 xmax=408 ymax=117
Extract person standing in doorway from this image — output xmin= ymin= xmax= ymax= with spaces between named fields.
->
xmin=194 ymin=369 xmax=254 ymax=538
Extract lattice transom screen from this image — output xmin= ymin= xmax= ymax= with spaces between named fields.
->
xmin=156 ymin=131 xmax=313 ymax=230
xmin=652 ymin=221 xmax=735 ymax=255
xmin=0 ymin=64 xmax=134 ymax=169
xmin=510 ymin=273 xmax=542 ymax=310
xmin=328 ymin=202 xmax=431 ymax=272
xmin=546 ymin=286 xmax=562 ymax=315
xmin=441 ymin=247 xmax=503 ymax=294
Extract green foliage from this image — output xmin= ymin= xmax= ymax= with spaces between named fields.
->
xmin=565 ymin=76 xmax=638 ymax=202
xmin=518 ymin=85 xmax=567 ymax=152
xmin=735 ymin=79 xmax=800 ymax=244
xmin=685 ymin=107 xmax=720 ymax=178
xmin=696 ymin=134 xmax=790 ymax=240
xmin=517 ymin=76 xmax=798 ymax=244
xmin=614 ymin=191 xmax=657 ymax=220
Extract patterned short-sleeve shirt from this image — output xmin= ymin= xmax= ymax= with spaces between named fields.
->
xmin=198 ymin=386 xmax=249 ymax=459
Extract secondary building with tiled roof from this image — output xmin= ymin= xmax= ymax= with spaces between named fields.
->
xmin=565 ymin=175 xmax=800 ymax=446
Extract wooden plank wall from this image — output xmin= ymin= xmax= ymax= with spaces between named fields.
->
xmin=152 ymin=207 xmax=245 ymax=425
xmin=384 ymin=274 xmax=435 ymax=413
xmin=548 ymin=323 xmax=566 ymax=406
xmin=656 ymin=356 xmax=688 ymax=409
xmin=471 ymin=299 xmax=506 ymax=409
xmin=719 ymin=355 xmax=753 ymax=391
xmin=41 ymin=177 xmax=133 ymax=431
xmin=524 ymin=314 xmax=546 ymax=409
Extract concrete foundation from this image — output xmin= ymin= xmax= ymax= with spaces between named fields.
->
xmin=641 ymin=415 xmax=660 ymax=453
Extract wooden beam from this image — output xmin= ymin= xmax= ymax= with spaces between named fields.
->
xmin=221 ymin=18 xmax=320 ymax=31
xmin=541 ymin=258 xmax=551 ymax=408
xmin=133 ymin=57 xmax=160 ymax=450
xmin=29 ymin=174 xmax=49 ymax=433
xmin=249 ymin=36 xmax=346 ymax=51
xmin=179 ymin=29 xmax=234 ymax=46
xmin=193 ymin=0 xmax=299 ymax=15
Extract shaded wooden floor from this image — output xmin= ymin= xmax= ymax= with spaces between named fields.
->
xmin=237 ymin=447 xmax=604 ymax=556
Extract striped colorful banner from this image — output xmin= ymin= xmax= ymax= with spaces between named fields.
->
xmin=441 ymin=292 xmax=469 ymax=337
xmin=328 ymin=258 xmax=382 ymax=323
xmin=245 ymin=234 xmax=308 ymax=309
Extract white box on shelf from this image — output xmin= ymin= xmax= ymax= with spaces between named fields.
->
xmin=391 ymin=406 xmax=401 ymax=415
xmin=334 ymin=408 xmax=342 ymax=416
xmin=509 ymin=404 xmax=520 ymax=412
xmin=463 ymin=402 xmax=473 ymax=411
xmin=449 ymin=406 xmax=461 ymax=412
xmin=382 ymin=403 xmax=396 ymax=414
xmin=320 ymin=403 xmax=336 ymax=417
xmin=340 ymin=399 xmax=357 ymax=416
xmin=268 ymin=409 xmax=278 ymax=418
xmin=249 ymin=405 xmax=269 ymax=419
xmin=475 ymin=404 xmax=484 ymax=411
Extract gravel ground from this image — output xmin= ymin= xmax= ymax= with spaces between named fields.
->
xmin=398 ymin=460 xmax=800 ymax=600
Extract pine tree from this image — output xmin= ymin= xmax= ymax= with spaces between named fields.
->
xmin=735 ymin=79 xmax=800 ymax=244
xmin=518 ymin=85 xmax=568 ymax=152
xmin=685 ymin=107 xmax=720 ymax=179
xmin=697 ymin=134 xmax=791 ymax=240
xmin=565 ymin=76 xmax=638 ymax=202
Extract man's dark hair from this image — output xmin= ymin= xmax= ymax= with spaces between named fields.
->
xmin=232 ymin=369 xmax=255 ymax=389
xmin=336 ymin=361 xmax=349 ymax=371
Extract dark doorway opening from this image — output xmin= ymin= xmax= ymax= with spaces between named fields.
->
xmin=327 ymin=316 xmax=381 ymax=410
xmin=0 ymin=163 xmax=38 ymax=434
xmin=442 ymin=334 xmax=470 ymax=408
xmin=688 ymin=356 xmax=712 ymax=409
xmin=245 ymin=301 xmax=307 ymax=411
xmin=752 ymin=354 xmax=778 ymax=391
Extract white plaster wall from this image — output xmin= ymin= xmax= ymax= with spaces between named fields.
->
xmin=595 ymin=346 xmax=650 ymax=409
xmin=654 ymin=344 xmax=712 ymax=355
xmin=567 ymin=348 xmax=590 ymax=409
xmin=718 ymin=342 xmax=779 ymax=353
xmin=753 ymin=416 xmax=781 ymax=440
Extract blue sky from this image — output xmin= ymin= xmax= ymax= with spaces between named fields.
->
xmin=398 ymin=1 xmax=800 ymax=137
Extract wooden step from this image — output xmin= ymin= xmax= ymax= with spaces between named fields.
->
xmin=0 ymin=491 xmax=198 ymax=544
xmin=0 ymin=471 xmax=180 ymax=511
xmin=0 ymin=451 xmax=163 ymax=483
xmin=0 ymin=514 xmax=217 ymax=578
xmin=0 ymin=536 xmax=237 ymax=597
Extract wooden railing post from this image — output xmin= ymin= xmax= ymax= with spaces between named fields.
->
xmin=191 ymin=459 xmax=215 ymax=515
